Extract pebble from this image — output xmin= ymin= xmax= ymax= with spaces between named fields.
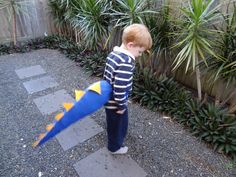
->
xmin=163 ymin=116 xmax=170 ymax=119
xmin=38 ymin=172 xmax=43 ymax=177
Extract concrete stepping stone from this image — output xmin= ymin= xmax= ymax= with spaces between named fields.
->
xmin=56 ymin=117 xmax=103 ymax=150
xmin=231 ymin=168 xmax=236 ymax=176
xmin=15 ymin=65 xmax=46 ymax=79
xmin=74 ymin=147 xmax=147 ymax=177
xmin=33 ymin=89 xmax=74 ymax=115
xmin=23 ymin=76 xmax=58 ymax=94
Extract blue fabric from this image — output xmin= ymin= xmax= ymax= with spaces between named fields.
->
xmin=37 ymin=80 xmax=112 ymax=146
xmin=105 ymin=106 xmax=128 ymax=152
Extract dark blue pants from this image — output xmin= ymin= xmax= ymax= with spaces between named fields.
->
xmin=105 ymin=108 xmax=128 ymax=152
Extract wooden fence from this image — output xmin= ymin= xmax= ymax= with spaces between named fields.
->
xmin=0 ymin=0 xmax=234 ymax=43
xmin=0 ymin=0 xmax=55 ymax=43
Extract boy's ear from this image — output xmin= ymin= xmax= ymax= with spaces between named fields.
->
xmin=126 ymin=42 xmax=134 ymax=48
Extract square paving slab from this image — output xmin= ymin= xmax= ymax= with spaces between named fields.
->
xmin=74 ymin=147 xmax=147 ymax=177
xmin=15 ymin=65 xmax=46 ymax=79
xmin=23 ymin=76 xmax=58 ymax=94
xmin=33 ymin=89 xmax=74 ymax=115
xmin=56 ymin=117 xmax=103 ymax=150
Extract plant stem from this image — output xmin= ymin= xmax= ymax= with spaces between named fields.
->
xmin=12 ymin=2 xmax=17 ymax=46
xmin=196 ymin=56 xmax=202 ymax=100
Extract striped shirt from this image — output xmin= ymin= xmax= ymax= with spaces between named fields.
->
xmin=103 ymin=46 xmax=135 ymax=110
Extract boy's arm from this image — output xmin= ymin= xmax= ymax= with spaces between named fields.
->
xmin=113 ymin=63 xmax=133 ymax=111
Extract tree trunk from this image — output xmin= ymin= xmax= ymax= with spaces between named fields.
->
xmin=75 ymin=29 xmax=78 ymax=43
xmin=196 ymin=57 xmax=202 ymax=100
xmin=12 ymin=4 xmax=17 ymax=46
xmin=215 ymin=84 xmax=221 ymax=105
xmin=229 ymin=103 xmax=236 ymax=113
xmin=58 ymin=26 xmax=61 ymax=35
xmin=220 ymin=91 xmax=236 ymax=107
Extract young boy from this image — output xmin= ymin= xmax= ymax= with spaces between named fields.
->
xmin=103 ymin=24 xmax=152 ymax=154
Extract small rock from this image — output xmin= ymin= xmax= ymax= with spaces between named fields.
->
xmin=23 ymin=145 xmax=26 ymax=148
xmin=231 ymin=168 xmax=236 ymax=174
xmin=138 ymin=135 xmax=143 ymax=139
xmin=163 ymin=116 xmax=170 ymax=119
xmin=148 ymin=122 xmax=152 ymax=125
xmin=38 ymin=172 xmax=43 ymax=177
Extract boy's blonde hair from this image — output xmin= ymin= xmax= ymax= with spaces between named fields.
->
xmin=122 ymin=23 xmax=152 ymax=50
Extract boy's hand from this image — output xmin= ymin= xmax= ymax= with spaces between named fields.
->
xmin=116 ymin=109 xmax=126 ymax=114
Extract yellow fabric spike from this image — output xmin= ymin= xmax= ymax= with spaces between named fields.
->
xmin=75 ymin=90 xmax=85 ymax=101
xmin=55 ymin=112 xmax=64 ymax=121
xmin=63 ymin=102 xmax=74 ymax=111
xmin=88 ymin=81 xmax=101 ymax=94
xmin=32 ymin=140 xmax=39 ymax=148
xmin=46 ymin=124 xmax=54 ymax=131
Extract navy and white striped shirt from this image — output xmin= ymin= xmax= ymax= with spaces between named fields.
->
xmin=103 ymin=46 xmax=135 ymax=110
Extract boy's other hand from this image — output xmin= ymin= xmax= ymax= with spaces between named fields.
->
xmin=116 ymin=109 xmax=126 ymax=114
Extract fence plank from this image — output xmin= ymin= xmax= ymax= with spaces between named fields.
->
xmin=0 ymin=0 xmax=55 ymax=43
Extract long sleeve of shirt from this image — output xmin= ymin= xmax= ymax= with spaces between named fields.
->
xmin=113 ymin=62 xmax=133 ymax=110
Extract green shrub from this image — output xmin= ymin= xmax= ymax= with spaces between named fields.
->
xmin=132 ymin=66 xmax=192 ymax=114
xmin=0 ymin=44 xmax=10 ymax=55
xmin=132 ymin=65 xmax=236 ymax=162
xmin=187 ymin=100 xmax=236 ymax=160
xmin=0 ymin=35 xmax=83 ymax=60
xmin=77 ymin=51 xmax=106 ymax=77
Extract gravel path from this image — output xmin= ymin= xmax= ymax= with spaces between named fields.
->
xmin=0 ymin=49 xmax=233 ymax=177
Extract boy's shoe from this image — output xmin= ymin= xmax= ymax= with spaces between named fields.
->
xmin=110 ymin=146 xmax=128 ymax=155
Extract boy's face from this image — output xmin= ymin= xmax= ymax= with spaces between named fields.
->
xmin=127 ymin=43 xmax=146 ymax=58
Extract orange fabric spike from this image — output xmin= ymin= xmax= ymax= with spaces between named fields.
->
xmin=46 ymin=124 xmax=54 ymax=131
xmin=63 ymin=102 xmax=74 ymax=111
xmin=55 ymin=112 xmax=64 ymax=121
xmin=32 ymin=140 xmax=39 ymax=148
xmin=38 ymin=133 xmax=46 ymax=140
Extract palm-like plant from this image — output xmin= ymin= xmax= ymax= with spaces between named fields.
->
xmin=171 ymin=0 xmax=221 ymax=100
xmin=62 ymin=0 xmax=82 ymax=41
xmin=49 ymin=0 xmax=82 ymax=40
xmin=144 ymin=2 xmax=174 ymax=76
xmin=48 ymin=0 xmax=65 ymax=33
xmin=207 ymin=3 xmax=236 ymax=82
xmin=103 ymin=0 xmax=155 ymax=51
xmin=62 ymin=0 xmax=81 ymax=22
xmin=111 ymin=0 xmax=156 ymax=27
xmin=203 ymin=2 xmax=236 ymax=111
xmin=106 ymin=0 xmax=157 ymax=64
xmin=48 ymin=0 xmax=70 ymax=35
xmin=0 ymin=0 xmax=30 ymax=45
xmin=70 ymin=0 xmax=111 ymax=51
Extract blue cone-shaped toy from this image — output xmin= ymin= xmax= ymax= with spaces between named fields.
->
xmin=33 ymin=80 xmax=111 ymax=147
